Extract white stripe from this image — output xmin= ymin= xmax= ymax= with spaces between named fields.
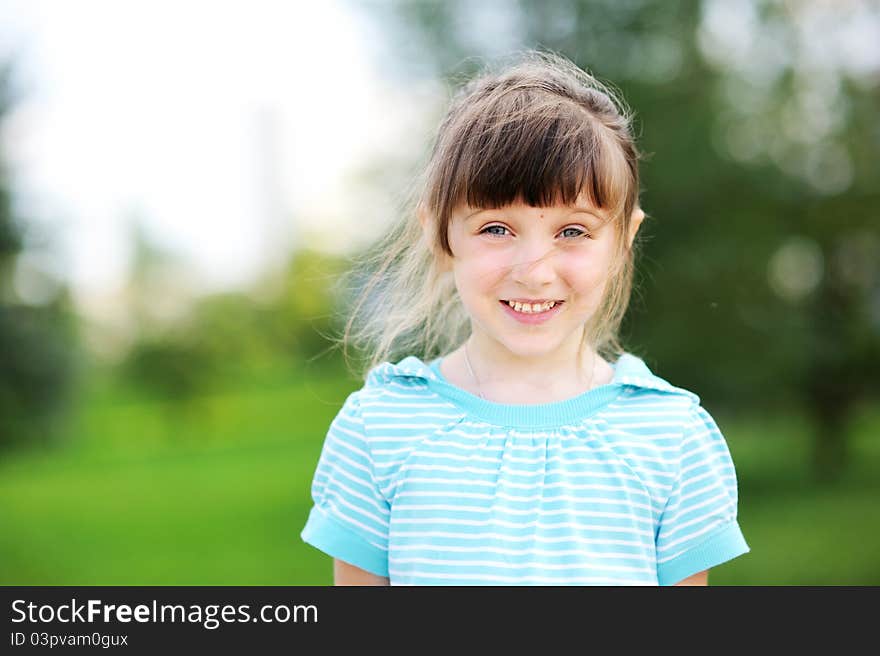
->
xmin=315 ymin=469 xmax=389 ymax=515
xmin=373 ymin=445 xmax=426 ymax=456
xmin=408 ymin=441 xmax=678 ymax=467
xmin=370 ymin=422 xmax=463 ymax=430
xmin=393 ymin=503 xmax=654 ymax=523
xmin=433 ymin=428 xmax=580 ymax=443
xmin=597 ymin=420 xmax=688 ymax=429
xmin=332 ymin=410 xmax=361 ymax=426
xmin=656 ymin=519 xmax=732 ymax=559
xmin=605 ymin=398 xmax=691 ymax=409
xmin=389 ymin=571 xmax=653 ymax=584
xmin=395 ymin=489 xmax=654 ymax=511
xmin=394 ymin=461 xmax=674 ymax=479
xmin=390 ymin=517 xmax=655 ymax=537
xmin=365 ymin=411 xmax=462 ymax=420
xmin=681 ymin=428 xmax=715 ymax=449
xmin=391 ymin=544 xmax=649 ymax=560
xmin=390 ymin=530 xmax=649 ymax=548
xmin=371 ymin=436 xmax=438 ymax=444
xmin=398 ymin=450 xmax=662 ymax=467
xmin=594 ymin=438 xmax=681 ymax=451
xmin=678 ymin=480 xmax=724 ymax=505
xmin=383 ymin=437 xmax=680 ymax=454
xmin=392 ymin=475 xmax=671 ymax=493
xmin=677 ymin=468 xmax=720 ymax=491
xmin=331 ymin=425 xmax=369 ymax=455
xmin=602 ymin=406 xmax=691 ymax=417
xmin=388 ymin=555 xmax=653 ymax=574
xmin=320 ymin=503 xmax=389 ymax=542
xmin=361 ymin=401 xmax=456 ymax=410
xmin=447 ymin=423 xmax=578 ymax=438
xmin=680 ymin=450 xmax=728 ymax=476
xmin=385 ymin=464 xmax=668 ymax=490
xmin=659 ymin=492 xmax=730 ymax=537
xmin=322 ymin=443 xmax=372 ymax=478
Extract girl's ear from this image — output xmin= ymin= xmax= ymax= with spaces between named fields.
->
xmin=417 ymin=203 xmax=434 ymax=252
xmin=417 ymin=202 xmax=430 ymax=236
xmin=627 ymin=207 xmax=646 ymax=250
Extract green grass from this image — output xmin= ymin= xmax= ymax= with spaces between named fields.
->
xmin=1 ymin=372 xmax=878 ymax=585
xmin=712 ymin=403 xmax=880 ymax=585
xmin=0 ymin=369 xmax=353 ymax=585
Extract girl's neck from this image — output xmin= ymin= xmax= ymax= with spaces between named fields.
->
xmin=442 ymin=335 xmax=614 ymax=404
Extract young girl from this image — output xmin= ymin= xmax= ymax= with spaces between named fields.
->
xmin=301 ymin=51 xmax=749 ymax=585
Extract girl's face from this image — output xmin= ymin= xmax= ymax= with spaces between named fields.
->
xmin=438 ymin=198 xmax=642 ymax=363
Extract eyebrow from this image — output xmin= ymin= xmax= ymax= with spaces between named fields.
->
xmin=463 ymin=208 xmax=487 ymax=221
xmin=572 ymin=208 xmax=610 ymax=230
xmin=569 ymin=208 xmax=605 ymax=221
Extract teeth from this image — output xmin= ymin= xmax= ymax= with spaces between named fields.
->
xmin=506 ymin=300 xmax=557 ymax=313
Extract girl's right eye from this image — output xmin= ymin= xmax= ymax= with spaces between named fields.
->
xmin=480 ymin=225 xmax=509 ymax=237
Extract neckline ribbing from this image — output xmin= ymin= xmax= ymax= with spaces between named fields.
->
xmin=426 ymin=356 xmax=627 ymax=428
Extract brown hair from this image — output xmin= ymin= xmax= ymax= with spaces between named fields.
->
xmin=337 ymin=50 xmax=644 ymax=380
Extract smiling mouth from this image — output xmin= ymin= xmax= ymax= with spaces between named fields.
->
xmin=499 ymin=299 xmax=564 ymax=313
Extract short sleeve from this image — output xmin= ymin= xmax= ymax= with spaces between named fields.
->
xmin=300 ymin=390 xmax=390 ymax=577
xmin=655 ymin=404 xmax=750 ymax=585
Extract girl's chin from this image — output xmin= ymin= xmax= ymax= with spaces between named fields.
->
xmin=491 ymin=336 xmax=569 ymax=358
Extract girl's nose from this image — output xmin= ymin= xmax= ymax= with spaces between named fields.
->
xmin=510 ymin=245 xmax=556 ymax=287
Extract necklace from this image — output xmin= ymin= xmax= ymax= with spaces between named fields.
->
xmin=463 ymin=340 xmax=485 ymax=400
xmin=462 ymin=340 xmax=598 ymax=402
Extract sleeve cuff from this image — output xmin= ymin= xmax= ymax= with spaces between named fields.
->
xmin=656 ymin=521 xmax=750 ymax=586
xmin=301 ymin=505 xmax=389 ymax=577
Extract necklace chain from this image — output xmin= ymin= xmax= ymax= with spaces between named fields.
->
xmin=463 ymin=340 xmax=484 ymax=400
xmin=462 ymin=340 xmax=598 ymax=402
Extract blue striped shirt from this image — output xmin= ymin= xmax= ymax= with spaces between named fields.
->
xmin=301 ymin=352 xmax=749 ymax=585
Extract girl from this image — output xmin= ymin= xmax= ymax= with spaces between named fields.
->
xmin=301 ymin=51 xmax=749 ymax=585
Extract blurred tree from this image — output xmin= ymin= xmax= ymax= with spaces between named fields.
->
xmin=117 ymin=216 xmax=219 ymax=408
xmin=118 ymin=242 xmax=350 ymax=407
xmin=0 ymin=62 xmax=78 ymax=449
xmin=368 ymin=0 xmax=880 ymax=482
xmin=261 ymin=247 xmax=351 ymax=368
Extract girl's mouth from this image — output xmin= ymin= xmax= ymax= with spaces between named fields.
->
xmin=499 ymin=300 xmax=564 ymax=324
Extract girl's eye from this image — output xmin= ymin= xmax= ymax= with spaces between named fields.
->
xmin=481 ymin=225 xmax=509 ymax=237
xmin=560 ymin=227 xmax=588 ymax=239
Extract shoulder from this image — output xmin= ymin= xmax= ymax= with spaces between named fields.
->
xmin=331 ymin=356 xmax=441 ymax=415
xmin=328 ymin=355 xmax=449 ymax=432
xmin=603 ymin=353 xmax=731 ymax=452
xmin=356 ymin=354 xmax=462 ymax=430
xmin=346 ymin=356 xmax=464 ymax=496
xmin=607 ymin=352 xmax=704 ymax=427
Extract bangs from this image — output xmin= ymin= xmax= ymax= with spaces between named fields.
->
xmin=432 ymin=94 xmax=636 ymax=227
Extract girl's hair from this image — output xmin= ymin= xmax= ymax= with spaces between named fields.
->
xmin=337 ymin=50 xmax=644 ymax=380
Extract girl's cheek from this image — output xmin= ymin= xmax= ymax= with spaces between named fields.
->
xmin=481 ymin=258 xmax=515 ymax=282
xmin=560 ymin=248 xmax=608 ymax=272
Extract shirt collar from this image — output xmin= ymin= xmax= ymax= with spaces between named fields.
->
xmin=369 ymin=352 xmax=698 ymax=402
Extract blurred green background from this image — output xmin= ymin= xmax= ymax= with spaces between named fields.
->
xmin=1 ymin=0 xmax=878 ymax=585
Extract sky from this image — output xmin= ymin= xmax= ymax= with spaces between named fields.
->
xmin=0 ymin=0 xmax=438 ymax=319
